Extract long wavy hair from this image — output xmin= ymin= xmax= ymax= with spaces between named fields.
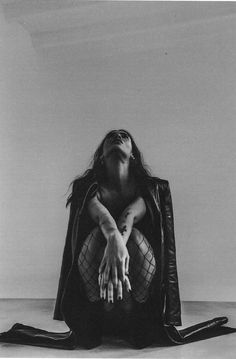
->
xmin=66 ymin=129 xmax=156 ymax=207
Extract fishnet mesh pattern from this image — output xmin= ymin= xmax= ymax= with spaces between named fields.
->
xmin=78 ymin=227 xmax=156 ymax=303
xmin=78 ymin=228 xmax=105 ymax=302
xmin=127 ymin=229 xmax=156 ymax=303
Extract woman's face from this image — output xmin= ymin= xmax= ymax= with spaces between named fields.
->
xmin=102 ymin=130 xmax=133 ymax=159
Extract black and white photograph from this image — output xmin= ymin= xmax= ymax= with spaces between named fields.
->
xmin=0 ymin=1 xmax=236 ymax=358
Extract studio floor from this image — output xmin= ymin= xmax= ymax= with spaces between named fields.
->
xmin=0 ymin=299 xmax=235 ymax=358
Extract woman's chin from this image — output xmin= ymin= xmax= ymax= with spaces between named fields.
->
xmin=106 ymin=145 xmax=126 ymax=156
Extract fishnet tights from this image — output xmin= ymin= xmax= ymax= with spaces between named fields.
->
xmin=127 ymin=228 xmax=156 ymax=302
xmin=78 ymin=227 xmax=156 ymax=303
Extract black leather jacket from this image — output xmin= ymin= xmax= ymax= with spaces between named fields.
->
xmin=53 ymin=175 xmax=182 ymax=326
xmin=0 ymin=176 xmax=232 ymax=349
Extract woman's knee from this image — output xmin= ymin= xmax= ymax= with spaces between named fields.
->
xmin=127 ymin=228 xmax=155 ymax=262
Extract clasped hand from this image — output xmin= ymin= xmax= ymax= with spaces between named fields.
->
xmin=98 ymin=230 xmax=131 ymax=302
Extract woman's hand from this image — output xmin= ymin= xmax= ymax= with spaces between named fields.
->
xmin=98 ymin=230 xmax=132 ymax=302
xmin=99 ymin=275 xmax=131 ymax=302
xmin=99 ymin=230 xmax=130 ymax=288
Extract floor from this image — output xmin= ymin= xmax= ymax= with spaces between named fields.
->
xmin=0 ymin=300 xmax=235 ymax=358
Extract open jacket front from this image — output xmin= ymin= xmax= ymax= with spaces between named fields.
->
xmin=53 ymin=176 xmax=182 ymax=327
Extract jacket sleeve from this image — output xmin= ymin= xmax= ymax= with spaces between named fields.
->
xmin=160 ymin=181 xmax=182 ymax=326
xmin=53 ymin=181 xmax=79 ymax=320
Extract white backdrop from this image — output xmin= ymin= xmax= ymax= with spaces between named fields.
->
xmin=0 ymin=2 xmax=236 ymax=301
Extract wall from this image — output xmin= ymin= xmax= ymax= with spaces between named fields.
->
xmin=0 ymin=3 xmax=236 ymax=300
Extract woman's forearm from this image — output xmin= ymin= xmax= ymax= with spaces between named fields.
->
xmin=117 ymin=208 xmax=134 ymax=244
xmin=87 ymin=195 xmax=120 ymax=243
xmin=99 ymin=213 xmax=120 ymax=242
xmin=87 ymin=195 xmax=146 ymax=244
xmin=117 ymin=197 xmax=146 ymax=244
xmin=87 ymin=195 xmax=130 ymax=287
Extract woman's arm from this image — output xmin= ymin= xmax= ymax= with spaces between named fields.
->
xmin=87 ymin=195 xmax=130 ymax=289
xmin=87 ymin=194 xmax=146 ymax=244
xmin=117 ymin=196 xmax=146 ymax=244
xmin=87 ymin=194 xmax=119 ymax=241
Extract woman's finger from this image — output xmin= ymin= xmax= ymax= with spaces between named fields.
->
xmin=103 ymin=264 xmax=110 ymax=285
xmin=98 ymin=273 xmax=102 ymax=286
xmin=124 ymin=275 xmax=132 ymax=292
xmin=99 ymin=275 xmax=104 ymax=298
xmin=99 ymin=258 xmax=106 ymax=274
xmin=101 ymin=286 xmax=106 ymax=300
xmin=100 ymin=272 xmax=104 ymax=289
xmin=125 ymin=256 xmax=130 ymax=275
xmin=117 ymin=261 xmax=125 ymax=283
xmin=117 ymin=279 xmax=123 ymax=300
xmin=100 ymin=273 xmax=105 ymax=299
xmin=111 ymin=266 xmax=118 ymax=288
xmin=122 ymin=260 xmax=126 ymax=282
xmin=100 ymin=284 xmax=104 ymax=299
xmin=100 ymin=276 xmax=103 ymax=299
xmin=101 ymin=272 xmax=107 ymax=291
xmin=107 ymin=280 xmax=114 ymax=303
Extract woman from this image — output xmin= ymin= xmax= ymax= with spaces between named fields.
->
xmin=0 ymin=129 xmax=232 ymax=350
xmin=53 ymin=128 xmax=181 ymax=348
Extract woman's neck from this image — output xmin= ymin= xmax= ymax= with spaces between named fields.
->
xmin=104 ymin=157 xmax=132 ymax=192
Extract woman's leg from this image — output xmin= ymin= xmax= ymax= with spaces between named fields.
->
xmin=64 ymin=227 xmax=105 ymax=349
xmin=76 ymin=226 xmax=157 ymax=348
xmin=127 ymin=227 xmax=156 ymax=303
xmin=78 ymin=226 xmax=106 ymax=302
xmin=126 ymin=227 xmax=157 ymax=348
xmin=77 ymin=227 xmax=121 ymax=337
